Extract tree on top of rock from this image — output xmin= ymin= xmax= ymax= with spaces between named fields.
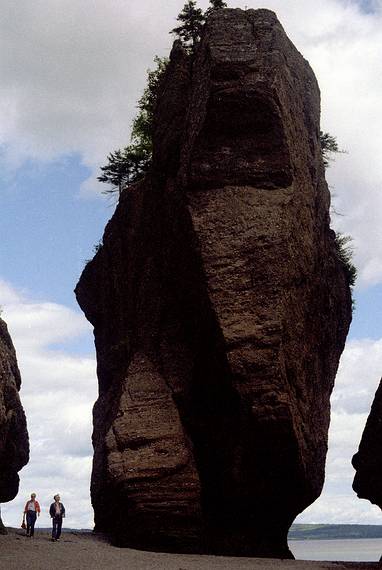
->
xmin=131 ymin=56 xmax=168 ymax=153
xmin=98 ymin=57 xmax=168 ymax=195
xmin=171 ymin=1 xmax=205 ymax=52
xmin=208 ymin=0 xmax=227 ymax=9
xmin=99 ymin=1 xmax=230 ymax=197
xmin=205 ymin=1 xmax=227 ymax=18
xmin=171 ymin=1 xmax=229 ymax=52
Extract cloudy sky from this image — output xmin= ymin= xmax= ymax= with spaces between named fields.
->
xmin=1 ymin=0 xmax=382 ymax=530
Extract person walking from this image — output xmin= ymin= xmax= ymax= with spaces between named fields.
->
xmin=49 ymin=494 xmax=65 ymax=542
xmin=23 ymin=493 xmax=41 ymax=537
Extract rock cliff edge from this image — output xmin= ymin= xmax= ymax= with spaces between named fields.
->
xmin=76 ymin=8 xmax=352 ymax=557
xmin=352 ymin=379 xmax=382 ymax=509
xmin=0 ymin=317 xmax=29 ymax=530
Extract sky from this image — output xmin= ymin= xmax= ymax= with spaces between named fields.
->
xmin=1 ymin=0 xmax=382 ymax=531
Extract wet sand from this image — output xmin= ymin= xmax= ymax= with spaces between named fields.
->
xmin=0 ymin=528 xmax=380 ymax=569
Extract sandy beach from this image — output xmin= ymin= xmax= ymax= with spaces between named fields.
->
xmin=0 ymin=528 xmax=380 ymax=570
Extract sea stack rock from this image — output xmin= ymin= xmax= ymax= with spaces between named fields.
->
xmin=352 ymin=379 xmax=382 ymax=507
xmin=0 ymin=317 xmax=29 ymax=529
xmin=76 ymin=8 xmax=352 ymax=557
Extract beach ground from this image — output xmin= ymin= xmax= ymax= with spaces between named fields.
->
xmin=0 ymin=528 xmax=380 ymax=569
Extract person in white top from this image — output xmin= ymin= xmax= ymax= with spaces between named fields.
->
xmin=23 ymin=493 xmax=41 ymax=537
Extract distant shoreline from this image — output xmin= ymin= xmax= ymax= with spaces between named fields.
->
xmin=10 ymin=523 xmax=382 ymax=541
xmin=289 ymin=524 xmax=382 ymax=541
xmin=7 ymin=523 xmax=382 ymax=541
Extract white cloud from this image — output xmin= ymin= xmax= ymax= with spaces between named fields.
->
xmin=3 ymin=457 xmax=94 ymax=530
xmin=0 ymin=0 xmax=179 ymax=173
xmin=309 ymin=20 xmax=382 ymax=287
xmin=331 ymin=339 xmax=382 ymax=414
xmin=0 ymin=280 xmax=24 ymax=304
xmin=0 ymin=279 xmax=90 ymax=347
xmin=0 ymin=279 xmax=96 ymax=529
xmin=1 ymin=0 xmax=381 ymax=283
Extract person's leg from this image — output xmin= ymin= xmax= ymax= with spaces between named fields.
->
xmin=52 ymin=517 xmax=57 ymax=540
xmin=30 ymin=512 xmax=37 ymax=537
xmin=26 ymin=512 xmax=31 ymax=536
xmin=56 ymin=517 xmax=62 ymax=540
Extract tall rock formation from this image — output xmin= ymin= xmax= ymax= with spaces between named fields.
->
xmin=352 ymin=379 xmax=382 ymax=508
xmin=0 ymin=317 xmax=29 ymax=529
xmin=76 ymin=8 xmax=352 ymax=557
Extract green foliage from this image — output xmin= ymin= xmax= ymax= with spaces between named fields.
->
xmin=320 ymin=130 xmax=340 ymax=168
xmin=334 ymin=232 xmax=357 ymax=288
xmin=98 ymin=146 xmax=150 ymax=195
xmin=98 ymin=57 xmax=168 ymax=195
xmin=319 ymin=133 xmax=355 ymax=302
xmin=99 ymin=2 xmax=231 ymax=195
xmin=171 ymin=1 xmax=228 ymax=51
xmin=205 ymin=0 xmax=227 ymax=18
xmin=131 ymin=56 xmax=169 ymax=151
xmin=99 ymin=1 xmax=231 ymax=195
xmin=208 ymin=0 xmax=227 ymax=9
xmin=171 ymin=0 xmax=205 ymax=52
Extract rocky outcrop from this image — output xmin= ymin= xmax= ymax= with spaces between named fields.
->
xmin=0 ymin=317 xmax=29 ymax=529
xmin=352 ymin=379 xmax=382 ymax=507
xmin=75 ymin=8 xmax=352 ymax=557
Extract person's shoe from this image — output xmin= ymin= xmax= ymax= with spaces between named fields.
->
xmin=56 ymin=538 xmax=60 ymax=542
xmin=51 ymin=538 xmax=56 ymax=542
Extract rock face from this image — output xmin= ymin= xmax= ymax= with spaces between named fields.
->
xmin=352 ymin=379 xmax=382 ymax=507
xmin=0 ymin=317 xmax=29 ymax=520
xmin=75 ymin=8 xmax=352 ymax=558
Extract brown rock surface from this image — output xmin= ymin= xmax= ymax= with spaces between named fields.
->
xmin=352 ymin=378 xmax=382 ymax=507
xmin=75 ymin=8 xmax=352 ymax=558
xmin=0 ymin=317 xmax=29 ymax=521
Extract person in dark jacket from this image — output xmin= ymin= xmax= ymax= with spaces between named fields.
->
xmin=49 ymin=494 xmax=65 ymax=542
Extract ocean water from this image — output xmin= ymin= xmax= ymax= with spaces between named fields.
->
xmin=289 ymin=538 xmax=382 ymax=562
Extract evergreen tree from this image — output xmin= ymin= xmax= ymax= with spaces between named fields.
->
xmin=98 ymin=146 xmax=150 ymax=195
xmin=320 ymin=130 xmax=340 ymax=169
xmin=98 ymin=57 xmax=168 ymax=195
xmin=131 ymin=56 xmax=168 ymax=152
xmin=100 ymin=2 xmax=229 ymax=197
xmin=334 ymin=233 xmax=357 ymax=288
xmin=208 ymin=0 xmax=227 ymax=9
xmin=205 ymin=0 xmax=227 ymax=17
xmin=319 ymin=132 xmax=356 ymax=293
xmin=171 ymin=1 xmax=205 ymax=52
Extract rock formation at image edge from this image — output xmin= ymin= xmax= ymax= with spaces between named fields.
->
xmin=0 ymin=317 xmax=29 ymax=532
xmin=352 ymin=378 xmax=382 ymax=510
xmin=75 ymin=8 xmax=352 ymax=558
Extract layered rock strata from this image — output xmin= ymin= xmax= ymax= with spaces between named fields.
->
xmin=352 ymin=379 xmax=382 ymax=507
xmin=76 ymin=8 xmax=352 ymax=557
xmin=0 ymin=317 xmax=29 ymax=529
